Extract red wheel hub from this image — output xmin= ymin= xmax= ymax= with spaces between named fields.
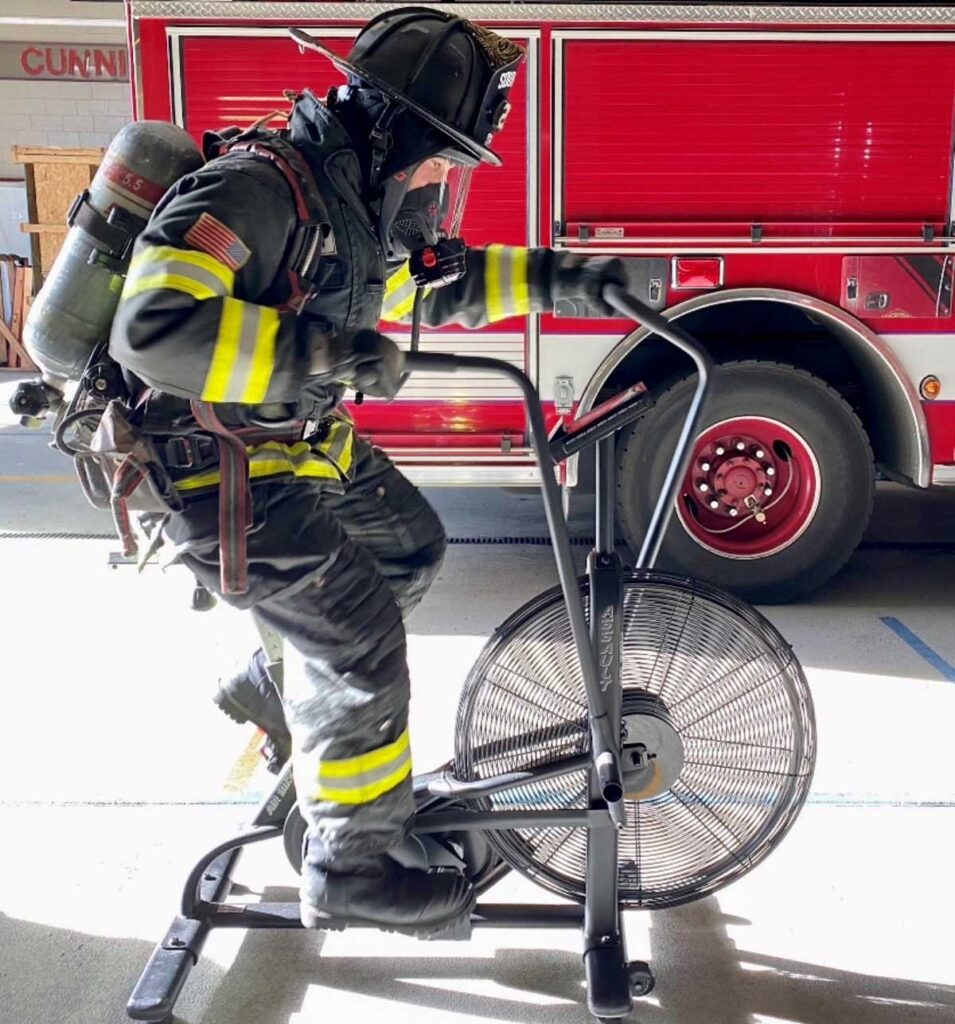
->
xmin=677 ymin=417 xmax=820 ymax=558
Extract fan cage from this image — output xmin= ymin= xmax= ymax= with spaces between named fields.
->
xmin=454 ymin=571 xmax=815 ymax=909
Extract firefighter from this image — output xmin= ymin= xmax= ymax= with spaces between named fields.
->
xmin=109 ymin=7 xmax=626 ymax=932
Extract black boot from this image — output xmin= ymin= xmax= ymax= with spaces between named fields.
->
xmin=214 ymin=648 xmax=292 ymax=764
xmin=301 ymin=851 xmax=476 ymax=935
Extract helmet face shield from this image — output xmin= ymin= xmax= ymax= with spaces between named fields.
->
xmin=382 ymin=152 xmax=475 ymax=259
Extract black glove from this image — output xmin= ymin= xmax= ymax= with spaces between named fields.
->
xmin=309 ymin=328 xmax=405 ymax=400
xmin=550 ymin=253 xmax=628 ymax=318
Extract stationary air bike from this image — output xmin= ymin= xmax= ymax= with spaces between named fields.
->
xmin=128 ymin=285 xmax=816 ymax=1023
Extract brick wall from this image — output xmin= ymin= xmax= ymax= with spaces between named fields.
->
xmin=0 ymin=2 xmax=130 ymax=180
xmin=0 ymin=80 xmax=130 ymax=178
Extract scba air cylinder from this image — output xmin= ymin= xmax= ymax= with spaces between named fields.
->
xmin=23 ymin=120 xmax=203 ymax=387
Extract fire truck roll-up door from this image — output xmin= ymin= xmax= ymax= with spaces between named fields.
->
xmin=160 ymin=24 xmax=540 ymax=485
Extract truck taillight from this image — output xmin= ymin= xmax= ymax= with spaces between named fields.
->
xmin=672 ymin=257 xmax=723 ymax=290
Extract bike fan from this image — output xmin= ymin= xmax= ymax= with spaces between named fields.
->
xmin=455 ymin=571 xmax=815 ymax=908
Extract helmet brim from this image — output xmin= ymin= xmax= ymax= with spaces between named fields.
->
xmin=289 ymin=26 xmax=502 ymax=167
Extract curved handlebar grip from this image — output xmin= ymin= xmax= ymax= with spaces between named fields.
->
xmin=601 ymin=283 xmax=713 ymax=570
xmin=403 ymin=351 xmax=463 ymax=376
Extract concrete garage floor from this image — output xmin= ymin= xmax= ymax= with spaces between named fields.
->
xmin=1 ymin=423 xmax=955 ymax=1024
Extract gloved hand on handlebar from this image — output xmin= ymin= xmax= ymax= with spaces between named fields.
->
xmin=309 ymin=328 xmax=405 ymax=399
xmin=549 ymin=253 xmax=629 ymax=317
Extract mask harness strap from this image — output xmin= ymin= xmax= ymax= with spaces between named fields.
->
xmin=368 ymin=104 xmax=399 ymax=187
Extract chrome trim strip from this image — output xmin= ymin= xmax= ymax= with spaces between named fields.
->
xmin=128 ymin=3 xmax=144 ymax=121
xmin=576 ymin=287 xmax=932 ymax=488
xmin=932 ymin=465 xmax=955 ymax=484
xmin=169 ymin=33 xmax=183 ymax=127
xmin=557 ymin=236 xmax=955 ymax=246
xmin=397 ymin=464 xmax=542 ymax=486
xmin=553 ymin=31 xmax=565 ymax=243
xmin=0 ymin=17 xmax=125 ymax=26
xmin=525 ymin=34 xmax=541 ymax=386
xmin=130 ymin=5 xmax=955 ymax=28
xmin=549 ymin=25 xmax=955 ymax=250
xmin=554 ymin=245 xmax=955 ymax=256
xmin=554 ymin=29 xmax=955 ymax=41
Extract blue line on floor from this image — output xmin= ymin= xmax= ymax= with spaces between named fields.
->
xmin=880 ymin=616 xmax=955 ymax=683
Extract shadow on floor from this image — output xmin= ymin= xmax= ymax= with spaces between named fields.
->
xmin=193 ymin=890 xmax=955 ymax=1024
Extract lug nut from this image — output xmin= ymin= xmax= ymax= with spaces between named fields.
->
xmin=715 ymin=445 xmax=725 ymax=456
xmin=766 ymin=466 xmax=776 ymax=477
xmin=700 ymin=461 xmax=711 ymax=472
xmin=728 ymin=507 xmax=739 ymax=517
xmin=709 ymin=499 xmax=720 ymax=510
xmin=736 ymin=441 xmax=746 ymax=451
xmin=755 ymin=448 xmax=765 ymax=459
xmin=698 ymin=480 xmax=709 ymax=492
xmin=764 ymin=487 xmax=773 ymax=497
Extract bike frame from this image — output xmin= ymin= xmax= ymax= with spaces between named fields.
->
xmin=127 ymin=286 xmax=712 ymax=1023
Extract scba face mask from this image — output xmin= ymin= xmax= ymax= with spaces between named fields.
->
xmin=381 ymin=155 xmax=474 ymax=260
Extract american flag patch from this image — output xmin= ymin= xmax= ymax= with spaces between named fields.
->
xmin=184 ymin=212 xmax=251 ymax=270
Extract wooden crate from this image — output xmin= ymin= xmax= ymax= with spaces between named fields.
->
xmin=12 ymin=145 xmax=106 ymax=289
xmin=0 ymin=257 xmax=36 ymax=370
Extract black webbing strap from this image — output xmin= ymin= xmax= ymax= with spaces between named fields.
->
xmin=190 ymin=400 xmax=252 ymax=596
xmin=67 ymin=190 xmax=142 ymax=259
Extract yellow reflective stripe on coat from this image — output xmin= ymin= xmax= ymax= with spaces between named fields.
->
xmin=175 ymin=439 xmax=343 ymax=492
xmin=201 ymin=297 xmax=279 ymax=404
xmin=381 ymin=261 xmax=416 ymax=322
xmin=124 ymin=245 xmax=235 ymax=300
xmin=380 ymin=262 xmax=432 ymax=323
xmin=313 ymin=729 xmax=412 ymax=805
xmin=485 ymin=244 xmax=531 ymax=322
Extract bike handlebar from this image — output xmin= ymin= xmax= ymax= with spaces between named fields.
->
xmin=399 ymin=287 xmax=713 ymax=819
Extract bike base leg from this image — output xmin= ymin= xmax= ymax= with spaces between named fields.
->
xmin=127 ymin=847 xmax=242 ymax=1022
xmin=584 ymin=938 xmax=633 ymax=1019
xmin=127 ymin=915 xmax=207 ymax=1021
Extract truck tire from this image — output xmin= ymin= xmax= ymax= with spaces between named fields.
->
xmin=615 ymin=360 xmax=875 ymax=603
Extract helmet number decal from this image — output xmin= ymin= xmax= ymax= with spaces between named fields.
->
xmin=491 ymin=99 xmax=512 ymax=132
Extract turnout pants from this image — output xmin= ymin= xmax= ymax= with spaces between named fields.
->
xmin=165 ymin=436 xmax=447 ymax=859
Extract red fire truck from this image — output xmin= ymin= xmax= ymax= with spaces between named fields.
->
xmin=125 ymin=2 xmax=955 ymax=601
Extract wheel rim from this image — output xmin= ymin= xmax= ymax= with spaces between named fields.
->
xmin=676 ymin=416 xmax=821 ymax=559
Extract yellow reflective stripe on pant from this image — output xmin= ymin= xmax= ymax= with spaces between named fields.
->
xmin=123 ymin=245 xmax=235 ymax=301
xmin=174 ymin=429 xmax=354 ymax=492
xmin=313 ymin=728 xmax=412 ymax=805
xmin=201 ymin=297 xmax=279 ymax=404
xmin=485 ymin=244 xmax=531 ymax=322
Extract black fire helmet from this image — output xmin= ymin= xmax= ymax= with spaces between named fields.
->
xmin=289 ymin=7 xmax=525 ymax=179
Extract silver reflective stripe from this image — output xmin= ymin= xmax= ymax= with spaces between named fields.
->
xmin=228 ymin=303 xmax=269 ymax=401
xmin=125 ymin=255 xmax=231 ymax=300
